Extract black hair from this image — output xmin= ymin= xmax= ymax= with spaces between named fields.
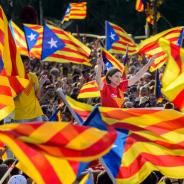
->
xmin=105 ymin=67 xmax=122 ymax=84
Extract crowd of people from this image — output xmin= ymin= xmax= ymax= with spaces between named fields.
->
xmin=0 ymin=36 xmax=178 ymax=184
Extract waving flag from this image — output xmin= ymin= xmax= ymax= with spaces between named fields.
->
xmin=159 ymin=38 xmax=184 ymax=111
xmin=0 ymin=122 xmax=116 ymax=184
xmin=137 ymin=27 xmax=183 ymax=71
xmin=105 ymin=21 xmax=137 ymax=55
xmin=0 ymin=6 xmax=29 ymax=120
xmin=86 ymin=106 xmax=184 ymax=183
xmin=23 ymin=24 xmax=43 ymax=59
xmin=66 ymin=96 xmax=93 ymax=121
xmin=41 ymin=24 xmax=91 ymax=65
xmin=9 ymin=21 xmax=29 ymax=56
xmin=102 ymin=48 xmax=124 ymax=73
xmin=61 ymin=2 xmax=87 ymax=24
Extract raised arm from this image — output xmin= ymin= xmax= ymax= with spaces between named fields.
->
xmin=95 ymin=53 xmax=104 ymax=91
xmin=128 ymin=56 xmax=155 ymax=86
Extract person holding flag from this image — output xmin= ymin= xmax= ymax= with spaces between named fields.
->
xmin=95 ymin=52 xmax=155 ymax=108
xmin=13 ymin=57 xmax=48 ymax=123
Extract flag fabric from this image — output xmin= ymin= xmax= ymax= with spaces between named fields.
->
xmin=66 ymin=96 xmax=93 ymax=121
xmin=137 ymin=27 xmax=183 ymax=71
xmin=122 ymin=45 xmax=129 ymax=77
xmin=61 ymin=2 xmax=87 ymax=24
xmin=49 ymin=108 xmax=62 ymax=121
xmin=105 ymin=21 xmax=137 ymax=55
xmin=23 ymin=24 xmax=43 ymax=59
xmin=0 ymin=122 xmax=116 ymax=184
xmin=41 ymin=24 xmax=91 ymax=66
xmin=135 ymin=0 xmax=144 ymax=12
xmin=9 ymin=21 xmax=29 ymax=56
xmin=101 ymin=48 xmax=124 ymax=73
xmin=159 ymin=38 xmax=184 ymax=111
xmin=86 ymin=106 xmax=184 ymax=183
xmin=0 ymin=6 xmax=29 ymax=120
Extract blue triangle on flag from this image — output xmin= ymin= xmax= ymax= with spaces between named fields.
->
xmin=24 ymin=26 xmax=39 ymax=51
xmin=0 ymin=58 xmax=4 ymax=73
xmin=41 ymin=25 xmax=65 ymax=60
xmin=106 ymin=21 xmax=119 ymax=50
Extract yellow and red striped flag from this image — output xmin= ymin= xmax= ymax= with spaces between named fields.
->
xmin=66 ymin=96 xmax=93 ymax=121
xmin=0 ymin=6 xmax=29 ymax=120
xmin=23 ymin=24 xmax=43 ymax=59
xmin=97 ymin=107 xmax=184 ymax=183
xmin=41 ymin=24 xmax=91 ymax=66
xmin=105 ymin=21 xmax=137 ymax=55
xmin=9 ymin=21 xmax=29 ymax=56
xmin=61 ymin=2 xmax=87 ymax=24
xmin=137 ymin=27 xmax=183 ymax=71
xmin=102 ymin=48 xmax=124 ymax=73
xmin=78 ymin=79 xmax=100 ymax=99
xmin=0 ymin=122 xmax=116 ymax=184
xmin=159 ymin=38 xmax=184 ymax=111
xmin=135 ymin=0 xmax=144 ymax=12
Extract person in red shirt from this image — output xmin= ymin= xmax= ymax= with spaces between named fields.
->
xmin=95 ymin=55 xmax=155 ymax=108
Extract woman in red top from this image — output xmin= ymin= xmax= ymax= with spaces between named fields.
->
xmin=95 ymin=55 xmax=155 ymax=108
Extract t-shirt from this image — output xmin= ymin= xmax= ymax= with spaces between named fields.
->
xmin=100 ymin=80 xmax=128 ymax=108
xmin=14 ymin=72 xmax=43 ymax=120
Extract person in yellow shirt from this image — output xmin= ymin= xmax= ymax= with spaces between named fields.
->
xmin=14 ymin=57 xmax=47 ymax=123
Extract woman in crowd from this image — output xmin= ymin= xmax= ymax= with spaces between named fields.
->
xmin=95 ymin=53 xmax=155 ymax=108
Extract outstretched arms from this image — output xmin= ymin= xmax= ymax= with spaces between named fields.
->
xmin=128 ymin=56 xmax=155 ymax=86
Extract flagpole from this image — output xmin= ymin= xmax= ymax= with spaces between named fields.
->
xmin=99 ymin=158 xmax=117 ymax=184
xmin=0 ymin=159 xmax=18 ymax=184
xmin=56 ymin=88 xmax=81 ymax=124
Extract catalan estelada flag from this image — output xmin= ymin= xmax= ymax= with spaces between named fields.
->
xmin=41 ymin=24 xmax=91 ymax=66
xmin=9 ymin=21 xmax=29 ymax=56
xmin=61 ymin=2 xmax=87 ymax=24
xmin=0 ymin=122 xmax=116 ymax=184
xmin=66 ymin=96 xmax=93 ymax=121
xmin=137 ymin=27 xmax=183 ymax=71
xmin=85 ymin=106 xmax=184 ymax=183
xmin=159 ymin=38 xmax=184 ymax=111
xmin=105 ymin=21 xmax=137 ymax=55
xmin=23 ymin=24 xmax=43 ymax=59
xmin=0 ymin=6 xmax=29 ymax=120
xmin=102 ymin=48 xmax=124 ymax=73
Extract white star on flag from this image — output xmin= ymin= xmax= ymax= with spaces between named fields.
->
xmin=110 ymin=32 xmax=116 ymax=40
xmin=48 ymin=38 xmax=58 ymax=48
xmin=28 ymin=32 xmax=36 ymax=42
xmin=66 ymin=8 xmax=70 ymax=14
xmin=112 ymin=144 xmax=117 ymax=148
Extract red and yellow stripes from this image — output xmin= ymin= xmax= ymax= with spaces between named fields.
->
xmin=137 ymin=27 xmax=183 ymax=71
xmin=108 ymin=22 xmax=137 ymax=55
xmin=78 ymin=79 xmax=100 ymax=99
xmin=98 ymin=107 xmax=184 ymax=183
xmin=159 ymin=38 xmax=184 ymax=111
xmin=23 ymin=24 xmax=43 ymax=59
xmin=0 ymin=122 xmax=116 ymax=184
xmin=42 ymin=24 xmax=91 ymax=66
xmin=0 ymin=6 xmax=29 ymax=120
xmin=66 ymin=96 xmax=93 ymax=121
xmin=102 ymin=48 xmax=124 ymax=73
xmin=62 ymin=2 xmax=87 ymax=23
xmin=70 ymin=2 xmax=87 ymax=19
xmin=135 ymin=0 xmax=144 ymax=12
xmin=9 ymin=21 xmax=29 ymax=56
